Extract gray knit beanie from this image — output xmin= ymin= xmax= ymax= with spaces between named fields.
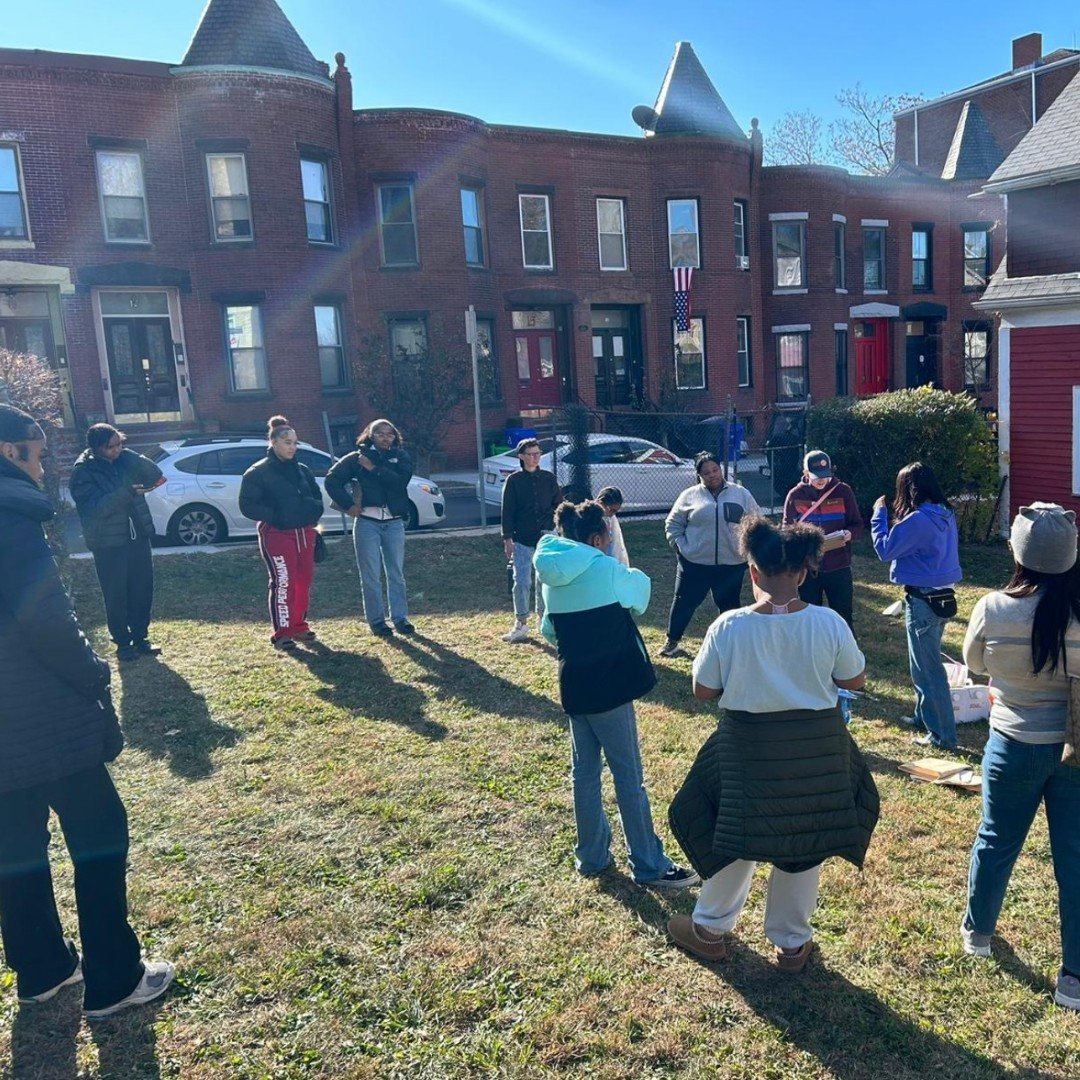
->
xmin=1010 ymin=502 xmax=1078 ymax=575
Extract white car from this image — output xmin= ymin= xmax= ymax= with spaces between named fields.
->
xmin=480 ymin=433 xmax=699 ymax=512
xmin=144 ymin=437 xmax=444 ymax=546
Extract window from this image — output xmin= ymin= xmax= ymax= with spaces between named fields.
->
xmin=734 ymin=201 xmax=748 ymax=269
xmin=773 ymin=221 xmax=806 ymax=288
xmin=862 ymin=226 xmax=886 ymax=290
xmin=963 ymin=324 xmax=991 ymax=390
xmin=835 ymin=328 xmax=849 ymax=395
xmin=776 ymin=332 xmax=809 ymax=400
xmin=0 ymin=145 xmax=29 ymax=240
xmin=388 ymin=316 xmax=427 ymax=397
xmin=912 ymin=225 xmax=933 ymax=290
xmin=224 ymin=305 xmax=267 ymax=392
xmin=667 ymin=199 xmax=700 ymax=268
xmin=213 ymin=447 xmax=266 ymax=475
xmin=736 ymin=317 xmax=751 ymax=387
xmin=963 ymin=224 xmax=991 ymax=288
xmin=834 ymin=221 xmax=846 ymax=289
xmin=673 ymin=317 xmax=705 ymax=390
xmin=294 ymin=448 xmax=332 ymax=477
xmin=519 ymin=194 xmax=553 ymax=269
xmin=314 ymin=305 xmax=347 ymax=388
xmin=301 ymin=158 xmax=333 ymax=243
xmin=475 ymin=317 xmax=501 ymax=404
xmin=96 ymin=150 xmax=149 ymax=243
xmin=206 ymin=154 xmax=251 ymax=241
xmin=461 ymin=187 xmax=485 ymax=267
xmin=1073 ymin=389 xmax=1080 ymax=496
xmin=596 ymin=198 xmax=627 ymax=271
xmin=377 ymin=184 xmax=417 ymax=266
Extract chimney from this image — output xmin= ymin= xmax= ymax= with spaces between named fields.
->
xmin=1012 ymin=33 xmax=1043 ymax=70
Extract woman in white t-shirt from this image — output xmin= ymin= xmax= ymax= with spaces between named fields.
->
xmin=667 ymin=517 xmax=875 ymax=973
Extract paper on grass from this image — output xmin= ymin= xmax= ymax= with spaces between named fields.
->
xmin=882 ymin=599 xmax=904 ymax=617
xmin=899 ymin=758 xmax=982 ymax=793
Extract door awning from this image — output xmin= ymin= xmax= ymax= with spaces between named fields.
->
xmin=902 ymin=301 xmax=948 ymax=319
xmin=849 ymin=302 xmax=900 ymax=318
xmin=0 ymin=260 xmax=74 ymax=295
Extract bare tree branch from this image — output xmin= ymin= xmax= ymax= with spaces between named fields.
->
xmin=764 ymin=109 xmax=833 ymax=166
xmin=829 ymin=83 xmax=926 ymax=175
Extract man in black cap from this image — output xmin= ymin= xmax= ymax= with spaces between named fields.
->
xmin=0 ymin=403 xmax=174 ymax=1017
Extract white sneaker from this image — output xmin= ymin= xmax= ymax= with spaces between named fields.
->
xmin=84 ymin=959 xmax=175 ymax=1019
xmin=18 ymin=959 xmax=83 ymax=1004
xmin=960 ymin=922 xmax=992 ymax=958
xmin=502 ymin=623 xmax=530 ymax=643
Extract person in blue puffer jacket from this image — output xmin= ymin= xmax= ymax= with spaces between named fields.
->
xmin=870 ymin=461 xmax=963 ymax=750
xmin=533 ymin=499 xmax=699 ymax=891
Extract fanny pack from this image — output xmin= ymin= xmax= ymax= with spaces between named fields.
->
xmin=904 ymin=585 xmax=957 ymax=619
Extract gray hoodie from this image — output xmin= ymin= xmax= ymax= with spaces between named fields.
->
xmin=665 ymin=481 xmax=761 ymax=566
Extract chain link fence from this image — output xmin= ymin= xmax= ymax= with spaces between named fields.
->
xmin=544 ymin=403 xmax=808 ymax=517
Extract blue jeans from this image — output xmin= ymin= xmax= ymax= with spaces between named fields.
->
xmin=905 ymin=594 xmax=957 ymax=749
xmin=511 ymin=541 xmax=541 ymax=621
xmin=966 ymin=730 xmax=1080 ymax=973
xmin=568 ymin=702 xmax=672 ymax=883
xmin=353 ymin=517 xmax=407 ymax=626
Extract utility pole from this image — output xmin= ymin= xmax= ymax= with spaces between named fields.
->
xmin=465 ymin=305 xmax=487 ymax=527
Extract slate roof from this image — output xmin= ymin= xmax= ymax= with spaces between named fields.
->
xmin=180 ymin=0 xmax=326 ymax=80
xmin=649 ymin=42 xmax=745 ymax=141
xmin=975 ymin=261 xmax=1080 ymax=308
xmin=983 ymin=68 xmax=1080 ymax=189
xmin=940 ymin=100 xmax=1004 ymax=180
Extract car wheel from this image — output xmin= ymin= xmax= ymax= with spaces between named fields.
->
xmin=167 ymin=504 xmax=227 ymax=546
xmin=406 ymin=501 xmax=420 ymax=531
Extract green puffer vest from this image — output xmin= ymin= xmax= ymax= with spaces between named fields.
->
xmin=668 ymin=706 xmax=879 ymax=878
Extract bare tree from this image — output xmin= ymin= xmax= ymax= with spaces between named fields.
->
xmin=829 ymin=84 xmax=925 ymax=175
xmin=764 ymin=109 xmax=832 ymax=166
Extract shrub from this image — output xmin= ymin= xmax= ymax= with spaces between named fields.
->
xmin=806 ymin=388 xmax=998 ymax=536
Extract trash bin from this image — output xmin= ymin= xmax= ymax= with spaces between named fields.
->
xmin=505 ymin=427 xmax=537 ymax=448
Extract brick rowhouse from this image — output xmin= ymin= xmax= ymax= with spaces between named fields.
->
xmin=0 ymin=0 xmax=1076 ymax=465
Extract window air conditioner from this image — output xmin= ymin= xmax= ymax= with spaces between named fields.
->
xmin=736 ymin=255 xmax=750 ymax=270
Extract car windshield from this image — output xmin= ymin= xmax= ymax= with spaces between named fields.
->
xmin=145 ymin=445 xmax=169 ymax=462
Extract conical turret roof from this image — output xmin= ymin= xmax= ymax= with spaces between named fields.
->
xmin=647 ymin=42 xmax=745 ymax=141
xmin=941 ymin=100 xmax=1005 ymax=180
xmin=181 ymin=0 xmax=326 ymax=79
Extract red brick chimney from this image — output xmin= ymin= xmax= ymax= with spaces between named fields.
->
xmin=1012 ymin=33 xmax=1043 ymax=70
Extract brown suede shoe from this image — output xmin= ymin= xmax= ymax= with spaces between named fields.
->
xmin=668 ymin=915 xmax=730 ymax=961
xmin=775 ymin=940 xmax=814 ymax=973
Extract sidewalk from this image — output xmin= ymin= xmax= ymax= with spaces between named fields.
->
xmin=431 ymin=470 xmax=478 ymax=492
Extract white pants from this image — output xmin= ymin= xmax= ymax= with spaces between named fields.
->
xmin=692 ymin=860 xmax=820 ymax=950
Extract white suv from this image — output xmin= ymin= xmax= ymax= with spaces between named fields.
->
xmin=143 ymin=437 xmax=445 ymax=546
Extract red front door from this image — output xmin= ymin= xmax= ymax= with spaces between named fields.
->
xmin=854 ymin=319 xmax=890 ymax=396
xmin=515 ymin=330 xmax=561 ymax=409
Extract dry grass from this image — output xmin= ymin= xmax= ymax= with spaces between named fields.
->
xmin=1 ymin=525 xmax=1077 ymax=1078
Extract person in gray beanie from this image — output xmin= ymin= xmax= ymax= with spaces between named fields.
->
xmin=961 ymin=502 xmax=1080 ymax=1012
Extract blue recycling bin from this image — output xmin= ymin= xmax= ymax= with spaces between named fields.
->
xmin=505 ymin=427 xmax=537 ymax=449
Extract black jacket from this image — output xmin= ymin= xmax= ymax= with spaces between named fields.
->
xmin=324 ymin=443 xmax=413 ymax=519
xmin=238 ymin=451 xmax=324 ymax=529
xmin=668 ymin=706 xmax=879 ymax=878
xmin=500 ymin=468 xmax=562 ymax=548
xmin=0 ymin=458 xmax=122 ymax=793
xmin=69 ymin=448 xmax=163 ymax=550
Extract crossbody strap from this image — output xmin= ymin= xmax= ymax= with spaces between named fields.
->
xmin=797 ymin=484 xmax=838 ymax=524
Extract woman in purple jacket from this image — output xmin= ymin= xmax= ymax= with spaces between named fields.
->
xmin=871 ymin=462 xmax=962 ymax=750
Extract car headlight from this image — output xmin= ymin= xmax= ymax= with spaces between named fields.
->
xmin=418 ymin=483 xmax=441 ymax=496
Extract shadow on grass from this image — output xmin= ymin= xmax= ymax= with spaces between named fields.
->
xmin=6 ymin=989 xmax=162 ymax=1079
xmin=288 ymin=641 xmax=448 ymax=740
xmin=383 ymin=632 xmax=562 ymax=726
xmin=117 ymin=660 xmax=240 ymax=780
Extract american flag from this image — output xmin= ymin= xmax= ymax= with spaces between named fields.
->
xmin=673 ymin=267 xmax=694 ymax=331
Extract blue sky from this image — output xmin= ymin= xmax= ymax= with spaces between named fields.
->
xmin=5 ymin=1 xmax=1079 ymax=136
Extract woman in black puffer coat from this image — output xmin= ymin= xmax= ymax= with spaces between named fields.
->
xmin=239 ymin=416 xmax=325 ymax=651
xmin=69 ymin=424 xmax=164 ymax=661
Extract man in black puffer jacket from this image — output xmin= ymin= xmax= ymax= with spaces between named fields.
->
xmin=0 ymin=404 xmax=174 ymax=1017
xmin=69 ymin=424 xmax=164 ymax=661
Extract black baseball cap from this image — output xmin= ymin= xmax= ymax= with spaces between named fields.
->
xmin=0 ymin=404 xmax=45 ymax=444
xmin=803 ymin=450 xmax=832 ymax=478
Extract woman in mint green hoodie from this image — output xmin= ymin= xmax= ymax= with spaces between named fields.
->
xmin=533 ymin=500 xmax=699 ymax=890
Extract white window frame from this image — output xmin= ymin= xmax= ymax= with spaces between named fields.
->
xmin=734 ymin=200 xmax=749 ymax=269
xmin=205 ymin=153 xmax=252 ymax=243
xmin=736 ymin=316 xmax=751 ymax=387
xmin=224 ymin=304 xmax=268 ymax=393
xmin=774 ymin=328 xmax=810 ymax=401
xmin=314 ymin=304 xmax=347 ymax=389
xmin=673 ymin=316 xmax=706 ymax=390
xmin=596 ymin=197 xmax=627 ymax=271
xmin=772 ymin=217 xmax=807 ymax=290
xmin=862 ymin=224 xmax=887 ymax=292
xmin=95 ymin=149 xmax=150 ymax=244
xmin=667 ymin=198 xmax=700 ymax=269
xmin=834 ymin=220 xmax=846 ymax=290
xmin=0 ymin=143 xmax=31 ymax=243
xmin=1073 ymin=387 xmax=1080 ymax=496
xmin=519 ymin=193 xmax=553 ymax=270
xmin=301 ymin=157 xmax=334 ymax=245
xmin=377 ymin=183 xmax=418 ymax=267
xmin=461 ymin=186 xmax=485 ymax=267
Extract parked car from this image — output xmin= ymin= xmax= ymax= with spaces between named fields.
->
xmin=479 ymin=433 xmax=700 ymax=511
xmin=143 ymin=437 xmax=444 ymax=546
